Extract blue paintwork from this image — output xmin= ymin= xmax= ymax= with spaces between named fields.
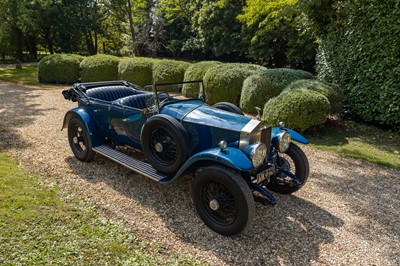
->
xmin=272 ymin=127 xmax=309 ymax=144
xmin=160 ymin=147 xmax=254 ymax=183
xmin=62 ymin=108 xmax=103 ymax=147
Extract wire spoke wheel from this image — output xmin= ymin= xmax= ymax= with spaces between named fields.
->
xmin=149 ymin=127 xmax=178 ymax=166
xmin=192 ymin=166 xmax=254 ymax=236
xmin=201 ymin=181 xmax=238 ymax=225
xmin=67 ymin=118 xmax=95 ymax=162
xmin=267 ymin=143 xmax=309 ymax=194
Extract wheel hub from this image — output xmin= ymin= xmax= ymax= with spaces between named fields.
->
xmin=155 ymin=143 xmax=163 ymax=153
xmin=209 ymin=199 xmax=220 ymax=211
xmin=73 ymin=136 xmax=78 ymax=144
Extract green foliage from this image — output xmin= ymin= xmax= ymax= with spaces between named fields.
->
xmin=301 ymin=0 xmax=400 ymax=127
xmin=152 ymin=59 xmax=191 ymax=91
xmin=240 ymin=68 xmax=314 ymax=113
xmin=262 ymin=88 xmax=330 ymax=131
xmin=238 ymin=0 xmax=317 ymax=68
xmin=38 ymin=54 xmax=84 ymax=84
xmin=118 ymin=57 xmax=158 ymax=87
xmin=182 ymin=61 xmax=221 ymax=97
xmin=80 ymin=54 xmax=120 ymax=82
xmin=204 ymin=63 xmax=267 ymax=105
xmin=284 ymin=79 xmax=343 ymax=114
xmin=305 ymin=120 xmax=400 ymax=169
xmin=0 ymin=153 xmax=202 ymax=265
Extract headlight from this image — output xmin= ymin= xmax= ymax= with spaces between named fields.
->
xmin=250 ymin=143 xmax=267 ymax=168
xmin=278 ymin=132 xmax=291 ymax=152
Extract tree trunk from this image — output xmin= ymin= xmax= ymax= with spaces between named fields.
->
xmin=85 ymin=30 xmax=96 ymax=55
xmin=126 ymin=0 xmax=139 ymax=55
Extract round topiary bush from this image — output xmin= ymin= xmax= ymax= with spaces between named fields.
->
xmin=182 ymin=61 xmax=221 ymax=98
xmin=80 ymin=54 xmax=120 ymax=82
xmin=204 ymin=63 xmax=267 ymax=105
xmin=118 ymin=57 xmax=157 ymax=87
xmin=152 ymin=59 xmax=191 ymax=91
xmin=262 ymin=88 xmax=331 ymax=132
xmin=283 ymin=79 xmax=344 ymax=114
xmin=240 ymin=68 xmax=314 ymax=113
xmin=38 ymin=54 xmax=84 ymax=84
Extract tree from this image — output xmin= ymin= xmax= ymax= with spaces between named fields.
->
xmin=238 ymin=0 xmax=317 ymax=69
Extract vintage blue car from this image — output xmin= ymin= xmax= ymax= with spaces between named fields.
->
xmin=62 ymin=80 xmax=310 ymax=236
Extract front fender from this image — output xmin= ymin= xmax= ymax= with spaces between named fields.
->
xmin=272 ymin=127 xmax=309 ymax=144
xmin=163 ymin=147 xmax=253 ymax=183
xmin=62 ymin=108 xmax=103 ymax=147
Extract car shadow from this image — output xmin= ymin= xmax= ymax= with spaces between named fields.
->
xmin=65 ymin=153 xmax=344 ymax=265
xmin=0 ymin=83 xmax=46 ymax=151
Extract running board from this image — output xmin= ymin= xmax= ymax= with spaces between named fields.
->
xmin=93 ymin=145 xmax=169 ymax=182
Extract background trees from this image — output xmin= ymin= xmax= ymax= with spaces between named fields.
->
xmin=0 ymin=0 xmax=398 ymax=127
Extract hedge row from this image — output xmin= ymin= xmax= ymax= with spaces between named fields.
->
xmin=314 ymin=1 xmax=400 ymax=128
xmin=204 ymin=63 xmax=267 ymax=105
xmin=240 ymin=68 xmax=314 ymax=113
xmin=37 ymin=54 xmax=342 ymax=131
xmin=38 ymin=54 xmax=84 ymax=83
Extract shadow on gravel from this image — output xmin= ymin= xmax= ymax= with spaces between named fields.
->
xmin=65 ymin=153 xmax=344 ymax=265
xmin=317 ymin=160 xmax=400 ymax=249
xmin=0 ymin=84 xmax=46 ymax=151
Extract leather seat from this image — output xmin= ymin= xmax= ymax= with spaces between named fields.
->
xmin=85 ymin=86 xmax=145 ymax=101
xmin=114 ymin=94 xmax=154 ymax=109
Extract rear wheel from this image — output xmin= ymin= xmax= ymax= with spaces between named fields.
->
xmin=212 ymin=102 xmax=244 ymax=115
xmin=192 ymin=165 xmax=254 ymax=236
xmin=67 ymin=117 xmax=95 ymax=162
xmin=141 ymin=114 xmax=189 ymax=174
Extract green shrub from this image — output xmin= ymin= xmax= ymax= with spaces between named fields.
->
xmin=306 ymin=1 xmax=400 ymax=127
xmin=38 ymin=54 xmax=84 ymax=84
xmin=80 ymin=54 xmax=120 ymax=82
xmin=118 ymin=57 xmax=157 ymax=87
xmin=204 ymin=63 xmax=267 ymax=105
xmin=262 ymin=88 xmax=331 ymax=132
xmin=240 ymin=68 xmax=314 ymax=113
xmin=182 ymin=61 xmax=221 ymax=97
xmin=284 ymin=79 xmax=343 ymax=114
xmin=152 ymin=59 xmax=191 ymax=91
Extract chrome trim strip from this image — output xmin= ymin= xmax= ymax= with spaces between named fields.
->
xmin=239 ymin=119 xmax=261 ymax=150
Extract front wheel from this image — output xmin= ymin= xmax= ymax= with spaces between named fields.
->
xmin=212 ymin=102 xmax=244 ymax=115
xmin=267 ymin=142 xmax=309 ymax=194
xmin=192 ymin=165 xmax=255 ymax=236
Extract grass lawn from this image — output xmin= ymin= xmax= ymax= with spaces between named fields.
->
xmin=0 ymin=153 xmax=201 ymax=265
xmin=305 ymin=120 xmax=400 ymax=169
xmin=0 ymin=65 xmax=41 ymax=86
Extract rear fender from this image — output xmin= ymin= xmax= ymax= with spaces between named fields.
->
xmin=164 ymin=147 xmax=253 ymax=183
xmin=62 ymin=108 xmax=103 ymax=147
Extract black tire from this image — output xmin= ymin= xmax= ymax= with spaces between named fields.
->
xmin=267 ymin=143 xmax=309 ymax=194
xmin=141 ymin=114 xmax=189 ymax=174
xmin=212 ymin=102 xmax=244 ymax=115
xmin=67 ymin=117 xmax=95 ymax=162
xmin=192 ymin=165 xmax=255 ymax=236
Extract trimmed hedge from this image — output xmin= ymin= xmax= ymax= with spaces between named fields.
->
xmin=284 ymin=79 xmax=343 ymax=114
xmin=311 ymin=1 xmax=400 ymax=127
xmin=204 ymin=63 xmax=267 ymax=105
xmin=152 ymin=59 xmax=191 ymax=91
xmin=118 ymin=57 xmax=158 ymax=87
xmin=38 ymin=54 xmax=84 ymax=84
xmin=240 ymin=68 xmax=314 ymax=113
xmin=182 ymin=61 xmax=221 ymax=98
xmin=262 ymin=88 xmax=331 ymax=132
xmin=80 ymin=54 xmax=120 ymax=82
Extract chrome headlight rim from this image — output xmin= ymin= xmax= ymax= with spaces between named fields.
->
xmin=277 ymin=131 xmax=291 ymax=152
xmin=250 ymin=142 xmax=267 ymax=168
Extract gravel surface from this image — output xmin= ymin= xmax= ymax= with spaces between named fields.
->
xmin=1 ymin=81 xmax=399 ymax=265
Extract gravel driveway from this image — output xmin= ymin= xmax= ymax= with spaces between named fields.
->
xmin=1 ymin=82 xmax=399 ymax=265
